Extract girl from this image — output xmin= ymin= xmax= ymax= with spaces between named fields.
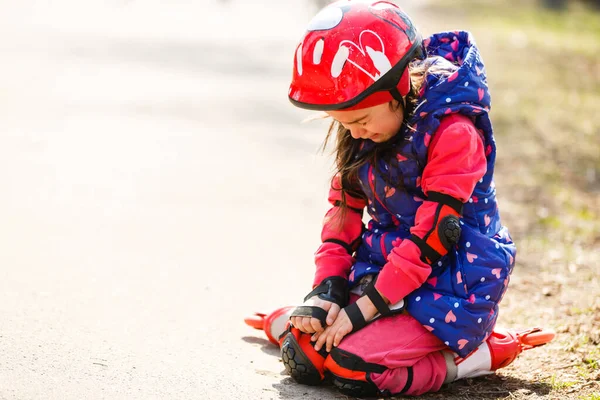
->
xmin=246 ymin=1 xmax=554 ymax=397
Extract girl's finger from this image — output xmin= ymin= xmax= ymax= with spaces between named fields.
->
xmin=314 ymin=328 xmax=329 ymax=351
xmin=325 ymin=327 xmax=337 ymax=352
xmin=326 ymin=303 xmax=341 ymax=326
xmin=310 ymin=317 xmax=324 ymax=333
xmin=294 ymin=316 xmax=305 ymax=332
xmin=311 ymin=331 xmax=321 ymax=342
xmin=333 ymin=326 xmax=349 ymax=348
xmin=301 ymin=317 xmax=315 ymax=333
xmin=291 ymin=316 xmax=300 ymax=329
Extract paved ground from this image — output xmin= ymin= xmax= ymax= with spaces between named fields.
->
xmin=0 ymin=1 xmax=428 ymax=399
xmin=0 ymin=1 xmax=440 ymax=399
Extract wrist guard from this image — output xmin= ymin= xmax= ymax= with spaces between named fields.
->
xmin=290 ymin=277 xmax=349 ymax=329
xmin=345 ymin=277 xmax=406 ymax=333
xmin=303 ymin=276 xmax=349 ymax=306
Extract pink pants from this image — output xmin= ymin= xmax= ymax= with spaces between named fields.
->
xmin=334 ymin=297 xmax=448 ymax=395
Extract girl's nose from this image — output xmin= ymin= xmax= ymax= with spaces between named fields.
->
xmin=349 ymin=126 xmax=367 ymax=139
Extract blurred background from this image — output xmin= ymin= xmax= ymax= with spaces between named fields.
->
xmin=0 ymin=0 xmax=598 ymax=399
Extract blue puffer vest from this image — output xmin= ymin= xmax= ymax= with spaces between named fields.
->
xmin=347 ymin=31 xmax=517 ymax=357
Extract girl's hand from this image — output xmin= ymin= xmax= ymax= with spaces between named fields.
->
xmin=312 ymin=295 xmax=378 ymax=352
xmin=290 ymin=296 xmax=341 ymax=334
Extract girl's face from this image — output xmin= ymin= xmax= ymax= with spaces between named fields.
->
xmin=326 ymin=101 xmax=404 ymax=143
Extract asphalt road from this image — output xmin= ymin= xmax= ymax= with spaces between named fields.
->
xmin=0 ymin=1 xmax=423 ymax=398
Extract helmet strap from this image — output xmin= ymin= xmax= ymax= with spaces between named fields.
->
xmin=390 ymin=66 xmax=412 ymax=111
xmin=389 ymin=87 xmax=406 ymax=109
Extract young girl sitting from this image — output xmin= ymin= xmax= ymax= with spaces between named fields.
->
xmin=246 ymin=1 xmax=554 ymax=397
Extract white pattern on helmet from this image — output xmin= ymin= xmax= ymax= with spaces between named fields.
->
xmin=313 ymin=38 xmax=324 ymax=65
xmin=366 ymin=46 xmax=392 ymax=77
xmin=337 ymin=30 xmax=391 ymax=81
xmin=296 ymin=43 xmax=303 ymax=76
xmin=331 ymin=45 xmax=349 ymax=78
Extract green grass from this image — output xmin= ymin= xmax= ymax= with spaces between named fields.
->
xmin=583 ymin=349 xmax=600 ymax=370
xmin=549 ymin=374 xmax=578 ymax=390
xmin=435 ymin=0 xmax=600 ymax=60
xmin=481 ymin=4 xmax=600 ymax=59
xmin=579 ymin=394 xmax=600 ymax=400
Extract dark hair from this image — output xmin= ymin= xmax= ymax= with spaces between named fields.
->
xmin=321 ymin=101 xmax=403 ymax=229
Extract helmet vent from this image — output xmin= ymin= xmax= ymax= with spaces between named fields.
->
xmin=331 ymin=46 xmax=350 ymax=78
xmin=313 ymin=38 xmax=325 ymax=65
xmin=296 ymin=43 xmax=303 ymax=76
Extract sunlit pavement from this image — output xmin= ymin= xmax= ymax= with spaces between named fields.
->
xmin=0 ymin=1 xmax=423 ymax=398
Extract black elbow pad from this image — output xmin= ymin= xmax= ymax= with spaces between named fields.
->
xmin=407 ymin=191 xmax=463 ymax=266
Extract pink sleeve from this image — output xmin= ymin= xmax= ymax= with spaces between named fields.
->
xmin=375 ymin=115 xmax=487 ymax=304
xmin=313 ymin=175 xmax=366 ymax=287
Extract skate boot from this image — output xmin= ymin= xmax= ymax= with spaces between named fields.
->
xmin=452 ymin=327 xmax=556 ymax=380
xmin=489 ymin=327 xmax=556 ymax=370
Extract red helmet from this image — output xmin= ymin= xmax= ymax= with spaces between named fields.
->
xmin=288 ymin=0 xmax=423 ymax=111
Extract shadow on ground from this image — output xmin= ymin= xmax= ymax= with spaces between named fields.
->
xmin=271 ymin=373 xmax=552 ymax=400
xmin=241 ymin=336 xmax=281 ymax=358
